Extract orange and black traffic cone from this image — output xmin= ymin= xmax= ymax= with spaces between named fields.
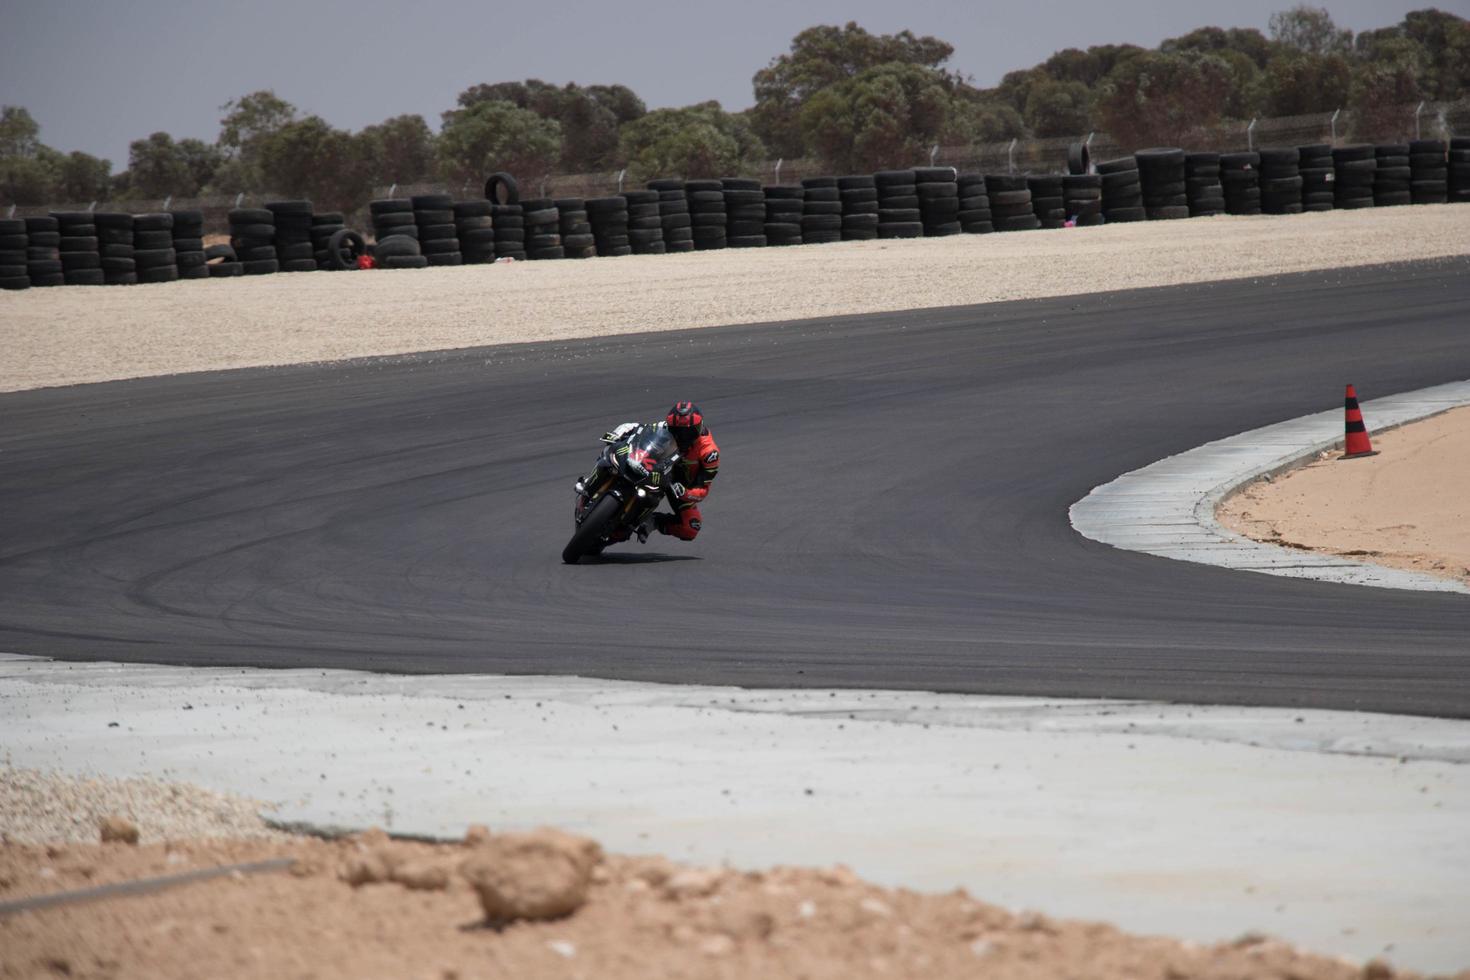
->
xmin=1342 ymin=384 xmax=1378 ymax=459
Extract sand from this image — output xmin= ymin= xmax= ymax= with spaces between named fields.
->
xmin=5 ymin=824 xmax=1453 ymax=980
xmin=1219 ymin=406 xmax=1470 ymax=588
xmin=2 ymin=206 xmax=1467 ymax=392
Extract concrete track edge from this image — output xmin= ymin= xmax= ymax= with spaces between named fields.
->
xmin=1069 ymin=380 xmax=1470 ymax=594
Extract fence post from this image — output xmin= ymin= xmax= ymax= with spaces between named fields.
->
xmin=6 ymin=204 xmax=15 ymax=218
xmin=388 ymin=182 xmax=397 ymax=199
xmin=929 ymin=144 xmax=939 ymax=166
xmin=162 ymin=195 xmax=172 ymax=211
xmin=235 ymin=192 xmax=245 ymax=208
xmin=616 ymin=169 xmax=626 ymax=193
xmin=774 ymin=158 xmax=783 ymax=184
xmin=1414 ymin=101 xmax=1426 ymax=140
xmin=88 ymin=200 xmax=97 ymax=212
xmin=1330 ymin=108 xmax=1341 ymax=145
xmin=1247 ymin=118 xmax=1257 ymax=151
xmin=1007 ymin=138 xmax=1017 ymax=175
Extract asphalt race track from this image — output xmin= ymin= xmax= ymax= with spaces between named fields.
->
xmin=3 ymin=258 xmax=1468 ymax=717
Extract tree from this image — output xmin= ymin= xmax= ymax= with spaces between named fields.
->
xmin=750 ymin=22 xmax=956 ymax=157
xmin=454 ymin=80 xmax=646 ymax=172
xmin=128 ymin=132 xmax=191 ymax=197
xmin=257 ymin=116 xmax=374 ymax=211
xmin=1269 ymin=5 xmax=1353 ymax=57
xmin=1023 ymin=78 xmax=1092 ymax=137
xmin=1397 ymin=8 xmax=1470 ymax=101
xmin=0 ymin=153 xmax=59 ymax=205
xmin=358 ymin=113 xmax=436 ymax=184
xmin=1261 ymin=53 xmax=1352 ymax=115
xmin=437 ymin=99 xmax=561 ymax=184
xmin=58 ymin=151 xmax=110 ymax=201
xmin=1349 ymin=34 xmax=1425 ymax=141
xmin=1162 ymin=26 xmax=1277 ymax=69
xmin=0 ymin=105 xmax=42 ymax=159
xmin=801 ymin=63 xmax=955 ymax=173
xmin=950 ymin=94 xmax=1025 ymax=144
xmin=1096 ymin=50 xmax=1236 ymax=149
xmin=177 ymin=138 xmax=223 ymax=195
xmin=617 ymin=102 xmax=764 ymax=180
xmin=217 ymin=90 xmax=297 ymax=189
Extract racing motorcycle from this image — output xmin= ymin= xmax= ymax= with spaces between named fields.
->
xmin=562 ymin=422 xmax=681 ymax=564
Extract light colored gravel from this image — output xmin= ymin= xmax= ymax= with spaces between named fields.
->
xmin=0 ymin=765 xmax=286 ymax=845
xmin=2 ymin=206 xmax=1466 ymax=392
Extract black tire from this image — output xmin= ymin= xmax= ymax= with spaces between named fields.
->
xmin=1067 ymin=142 xmax=1091 ymax=175
xmin=209 ymin=261 xmax=244 ymax=277
xmin=243 ymin=259 xmax=280 ymax=275
xmin=204 ymin=244 xmax=238 ymax=262
xmin=139 ymin=265 xmax=180 ymax=283
xmin=370 ymin=199 xmax=412 ymax=215
xmin=485 ymin=172 xmax=520 ymax=205
xmin=133 ymin=213 xmax=174 ymax=231
xmin=374 ymin=234 xmax=421 ymax=258
xmin=563 ymin=495 xmax=621 ymax=564
xmin=382 ymin=254 xmax=430 ymax=269
xmin=326 ymin=229 xmax=365 ymax=270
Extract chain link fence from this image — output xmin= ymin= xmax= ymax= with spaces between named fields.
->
xmin=8 ymin=101 xmax=1465 ymax=235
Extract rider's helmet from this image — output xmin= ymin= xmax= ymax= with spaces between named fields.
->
xmin=666 ymin=400 xmax=704 ymax=450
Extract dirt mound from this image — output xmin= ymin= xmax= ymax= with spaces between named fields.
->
xmin=4 ymin=825 xmax=1457 ymax=980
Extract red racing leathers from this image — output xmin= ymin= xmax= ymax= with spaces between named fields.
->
xmin=657 ymin=426 xmax=720 ymax=540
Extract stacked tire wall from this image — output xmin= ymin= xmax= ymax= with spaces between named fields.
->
xmin=24 ymin=217 xmax=62 ymax=287
xmin=1332 ymin=145 xmax=1375 ymax=209
xmin=957 ymin=173 xmax=994 ymax=233
xmin=763 ymin=185 xmax=802 ymax=246
xmin=230 ymin=208 xmax=278 ymax=275
xmin=171 ymin=210 xmax=207 ymax=280
xmin=988 ymin=174 xmax=1041 ymax=231
xmin=1185 ymin=154 xmax=1225 ymax=216
xmin=915 ymin=168 xmax=961 ymax=236
xmin=0 ymin=218 xmax=28 ymax=290
xmin=95 ymin=213 xmax=135 ymax=285
xmin=1026 ymin=174 xmax=1064 ymax=229
xmin=586 ymin=197 xmax=628 ymax=257
xmin=838 ymin=175 xmax=879 ymax=241
xmin=1450 ymin=138 xmax=1470 ymax=202
xmin=1298 ymin=144 xmax=1335 ymax=211
xmin=1373 ymin=145 xmax=1411 ymax=207
xmin=1257 ymin=148 xmax=1303 ymax=215
xmin=1221 ymin=153 xmax=1262 ymax=215
xmin=1097 ymin=158 xmax=1143 ymax=223
xmin=55 ymin=212 xmax=102 ymax=285
xmin=1136 ymin=149 xmax=1188 ymax=220
xmin=686 ymin=179 xmax=725 ymax=251
xmin=648 ymin=179 xmax=693 ymax=254
xmin=622 ymin=190 xmax=665 ymax=255
xmin=800 ymin=177 xmax=840 ymax=245
xmin=1062 ymin=174 xmax=1102 ymax=226
xmin=876 ymin=170 xmax=921 ymax=239
xmin=556 ymin=198 xmax=595 ymax=258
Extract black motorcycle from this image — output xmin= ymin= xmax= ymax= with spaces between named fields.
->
xmin=562 ymin=423 xmax=681 ymax=564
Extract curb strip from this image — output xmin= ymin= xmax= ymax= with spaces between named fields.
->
xmin=1069 ymin=380 xmax=1470 ymax=594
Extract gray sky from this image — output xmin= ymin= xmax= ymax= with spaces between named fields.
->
xmin=1 ymin=0 xmax=1460 ymax=170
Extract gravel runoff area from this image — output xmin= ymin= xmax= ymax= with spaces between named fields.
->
xmin=1219 ymin=406 xmax=1470 ymax=589
xmin=2 ymin=205 xmax=1468 ymax=393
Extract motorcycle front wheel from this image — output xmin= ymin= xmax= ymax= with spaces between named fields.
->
xmin=562 ymin=494 xmax=621 ymax=564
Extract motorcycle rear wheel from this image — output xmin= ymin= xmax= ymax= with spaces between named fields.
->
xmin=562 ymin=494 xmax=621 ymax=564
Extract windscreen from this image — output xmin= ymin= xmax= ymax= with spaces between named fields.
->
xmin=629 ymin=424 xmax=678 ymax=465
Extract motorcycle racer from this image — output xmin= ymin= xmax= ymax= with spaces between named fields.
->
xmin=575 ymin=401 xmax=719 ymax=543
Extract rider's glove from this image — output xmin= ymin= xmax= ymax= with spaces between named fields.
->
xmin=669 ymin=482 xmax=687 ymax=499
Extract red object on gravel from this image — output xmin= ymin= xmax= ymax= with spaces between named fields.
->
xmin=357 ymin=254 xmax=377 ymax=270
